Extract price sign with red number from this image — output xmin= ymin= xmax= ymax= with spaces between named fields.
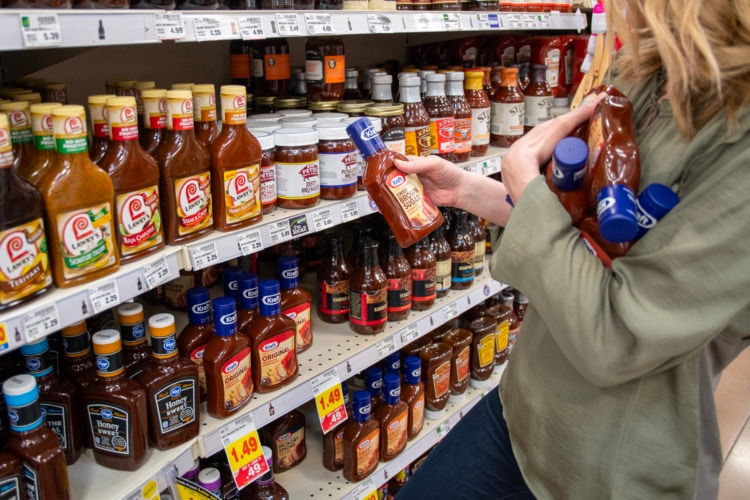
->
xmin=219 ymin=413 xmax=268 ymax=489
xmin=311 ymin=368 xmax=347 ymax=434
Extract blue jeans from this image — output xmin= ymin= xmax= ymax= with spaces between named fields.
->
xmin=395 ymin=389 xmax=536 ymax=500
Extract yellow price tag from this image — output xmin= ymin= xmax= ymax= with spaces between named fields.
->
xmin=219 ymin=413 xmax=268 ymax=489
xmin=0 ymin=324 xmax=8 ymax=352
xmin=311 ymin=368 xmax=347 ymax=434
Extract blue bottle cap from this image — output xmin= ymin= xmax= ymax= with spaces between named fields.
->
xmin=342 ymin=381 xmax=350 ymax=407
xmin=597 ymin=184 xmax=639 ymax=243
xmin=238 ymin=273 xmax=259 ymax=311
xmin=403 ymin=356 xmax=421 ymax=385
xmin=383 ymin=351 xmax=401 ymax=374
xmin=634 ymin=183 xmax=679 ymax=240
xmin=212 ymin=297 xmax=238 ymax=337
xmin=551 ymin=137 xmax=588 ymax=191
xmin=20 ymin=338 xmax=48 ymax=357
xmin=352 ymin=390 xmax=372 ymax=423
xmin=346 ymin=117 xmax=386 ymax=160
xmin=258 ymin=279 xmax=282 ymax=317
xmin=277 ymin=255 xmax=299 ymax=290
xmin=365 ymin=366 xmax=383 ymax=398
xmin=187 ymin=287 xmax=211 ymax=326
xmin=2 ymin=374 xmax=43 ymax=432
xmin=223 ymin=266 xmax=243 ymax=303
xmin=382 ymin=373 xmax=401 ymax=405
xmin=20 ymin=339 xmax=53 ymax=378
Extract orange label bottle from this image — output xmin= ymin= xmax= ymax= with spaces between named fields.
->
xmin=464 ymin=69 xmax=491 ymax=158
xmin=419 ymin=341 xmax=452 ymax=420
xmin=21 ymin=102 xmax=62 ymax=186
xmin=191 ymin=84 xmax=220 ymax=149
xmin=139 ymin=89 xmax=167 ymax=156
xmin=86 ymin=95 xmax=112 ymax=165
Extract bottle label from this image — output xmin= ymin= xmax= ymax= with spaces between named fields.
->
xmin=56 ymin=204 xmax=117 ymax=279
xmin=252 ymin=58 xmax=264 ymax=79
xmin=305 ymin=52 xmax=345 ymax=86
xmin=220 ymin=348 xmax=253 ymax=411
xmin=154 ymin=378 xmax=196 ymax=435
xmin=474 ymin=241 xmax=485 ymax=272
xmin=333 ymin=428 xmax=345 ymax=466
xmin=120 ymin=320 xmax=146 ymax=346
xmin=54 ymin=114 xmax=88 ymax=154
xmin=8 ymin=400 xmax=43 ymax=432
xmin=477 ymin=333 xmax=495 ymax=368
xmin=404 ymin=125 xmax=431 ymax=157
xmin=386 ymin=276 xmax=411 ymax=314
xmin=167 ymin=98 xmax=194 ymax=131
xmin=384 ymin=170 xmax=441 ymax=230
xmin=230 ymin=54 xmax=250 ymax=80
xmin=319 ymin=150 xmax=358 ymax=189
xmin=194 ymin=91 xmax=217 ymax=123
xmin=109 ymin=105 xmax=139 ymax=141
xmin=356 ymin=428 xmax=380 ymax=476
xmin=143 ymin=97 xmax=167 ymax=130
xmin=324 ymin=55 xmax=346 ymax=84
xmin=0 ymin=218 xmax=51 ymax=307
xmin=490 ymin=102 xmax=524 ymax=137
xmin=223 ymin=164 xmax=262 ymax=224
xmin=385 ymin=410 xmax=408 ymax=455
xmin=564 ymin=47 xmax=575 ymax=86
xmin=22 ymin=462 xmax=40 ymax=500
xmin=319 ymin=279 xmax=350 ymax=315
xmin=151 ymin=332 xmax=178 ymax=359
xmin=411 ymin=268 xmax=436 ymax=303
xmin=451 ymin=250 xmax=475 ymax=283
xmin=283 ymin=301 xmax=312 ymax=352
xmin=174 ymin=173 xmax=213 ymax=236
xmin=382 ymin=127 xmax=406 ymax=156
xmin=435 ymin=258 xmax=451 ymax=293
xmin=429 ymin=116 xmax=455 ymax=155
xmin=545 ymin=48 xmax=561 ymax=89
xmin=446 ymin=349 xmax=464 ymax=388
xmin=257 ymin=329 xmax=297 ymax=389
xmin=63 ymin=330 xmax=91 ymax=357
xmin=32 ymin=112 xmax=55 ymax=151
xmin=221 ymin=94 xmax=247 ymax=126
xmin=260 ymin=163 xmax=277 ymax=207
xmin=24 ymin=347 xmax=52 ymax=377
xmin=0 ymin=129 xmax=12 ymax=168
xmin=0 ymin=475 xmax=22 ymax=500
xmin=432 ymin=361 xmax=450 ymax=399
xmin=524 ymin=96 xmax=552 ymax=127
xmin=276 ymin=160 xmax=320 ymax=202
xmin=355 ymin=151 xmax=366 ymax=185
xmin=116 ymin=186 xmax=163 ymax=256
xmin=189 ymin=344 xmax=208 ymax=396
xmin=40 ymin=402 xmax=68 ymax=450
xmin=264 ymin=54 xmax=291 ymax=81
xmin=471 ymin=107 xmax=491 ymax=146
xmin=95 ymin=348 xmax=125 ymax=378
xmin=349 ymin=288 xmax=387 ymax=327
xmin=497 ymin=320 xmax=510 ymax=352
xmin=276 ymin=423 xmax=306 ymax=470
xmin=453 ymin=117 xmax=472 ymax=154
xmin=87 ymin=403 xmax=131 ymax=455
xmin=410 ymin=393 xmax=424 ymax=435
xmin=7 ymin=109 xmax=33 ymax=144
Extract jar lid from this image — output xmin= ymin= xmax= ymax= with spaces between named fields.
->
xmin=52 ymin=104 xmax=85 ymax=118
xmin=247 ymin=122 xmax=282 ymax=134
xmin=198 ymin=468 xmax=221 ymax=491
xmin=255 ymin=96 xmax=276 ymax=106
xmin=337 ymin=100 xmax=374 ymax=113
xmin=312 ymin=112 xmax=347 ymax=123
xmin=141 ymin=89 xmax=167 ymax=99
xmin=12 ymin=93 xmax=41 ymax=103
xmin=106 ymin=96 xmax=136 ymax=107
xmin=116 ymin=80 xmax=137 ymax=88
xmin=118 ymin=302 xmax=144 ymax=320
xmin=280 ymin=116 xmax=319 ymax=128
xmin=253 ymin=131 xmax=275 ymax=150
xmin=251 ymin=113 xmax=282 ymax=123
xmin=0 ymin=101 xmax=29 ymax=111
xmin=314 ymin=122 xmax=350 ymax=141
xmin=400 ymin=75 xmax=420 ymax=87
xmin=2 ymin=374 xmax=38 ymax=407
xmin=342 ymin=116 xmax=382 ymax=132
xmin=276 ymin=108 xmax=312 ymax=117
xmin=133 ymin=81 xmax=155 ymax=91
xmin=274 ymin=97 xmax=307 ymax=110
xmin=308 ymin=100 xmax=341 ymax=112
xmin=365 ymin=104 xmax=404 ymax=117
xmin=191 ymin=84 xmax=215 ymax=94
xmin=273 ymin=127 xmax=318 ymax=147
xmin=220 ymin=85 xmax=246 ymax=97
xmin=170 ymin=83 xmax=194 ymax=91
xmin=166 ymin=90 xmax=192 ymax=99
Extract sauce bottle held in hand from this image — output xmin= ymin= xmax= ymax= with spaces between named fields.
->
xmin=545 ymin=136 xmax=589 ymax=226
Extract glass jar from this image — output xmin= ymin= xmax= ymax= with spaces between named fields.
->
xmin=279 ymin=116 xmax=320 ymax=129
xmin=274 ymin=97 xmax=308 ymax=113
xmin=272 ymin=128 xmax=320 ymax=209
xmin=313 ymin=112 xmax=348 ymax=123
xmin=314 ymin=122 xmax=358 ymax=200
xmin=306 ymin=37 xmax=346 ymax=102
xmin=308 ymin=100 xmax=342 ymax=113
xmin=254 ymin=96 xmax=276 ymax=115
xmin=365 ymin=104 xmax=406 ymax=156
xmin=338 ymin=100 xmax=374 ymax=117
xmin=253 ymin=39 xmax=291 ymax=99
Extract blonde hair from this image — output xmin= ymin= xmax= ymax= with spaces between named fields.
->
xmin=606 ymin=0 xmax=750 ymax=138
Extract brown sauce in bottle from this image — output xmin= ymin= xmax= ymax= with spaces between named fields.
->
xmin=306 ymin=37 xmax=346 ymax=102
xmin=448 ymin=210 xmax=475 ymax=290
xmin=446 ymin=72 xmax=472 ymax=163
xmin=490 ymin=67 xmax=525 ymax=147
xmin=523 ymin=64 xmax=553 ymax=133
xmin=262 ymin=410 xmax=307 ymax=473
xmin=485 ymin=294 xmax=511 ymax=368
xmin=469 ymin=213 xmax=486 ymax=276
xmin=467 ymin=315 xmax=497 ymax=388
xmin=429 ymin=224 xmax=452 ymax=298
xmin=277 ymin=255 xmax=313 ymax=354
xmin=21 ymin=102 xmax=61 ymax=187
xmin=400 ymin=75 xmax=431 ymax=158
xmin=253 ymin=39 xmax=292 ymax=99
xmin=191 ymin=84 xmax=220 ymax=149
xmin=348 ymin=240 xmax=388 ymax=335
xmin=419 ymin=342 xmax=452 ymax=419
xmin=424 ymin=74 xmax=455 ymax=161
xmin=61 ymin=321 xmax=97 ymax=390
xmin=381 ymin=231 xmax=412 ymax=322
xmin=0 ymin=101 xmax=36 ymax=174
xmin=0 ymin=450 xmax=25 ymax=500
xmin=255 ymin=132 xmax=278 ymax=215
xmin=86 ymin=95 xmax=111 ymax=165
xmin=322 ymin=383 xmax=349 ymax=471
xmin=441 ymin=327 xmax=472 ymax=402
xmin=177 ymin=287 xmax=215 ymax=401
xmin=374 ymin=373 xmax=408 ymax=461
xmin=405 ymin=238 xmax=436 ymax=311
xmin=116 ymin=303 xmax=152 ymax=379
xmin=317 ymin=232 xmax=353 ymax=324
xmin=139 ymin=89 xmax=167 ymax=156
xmin=400 ymin=356 xmax=425 ymax=440
xmin=343 ymin=390 xmax=380 ymax=482
xmin=464 ymin=69 xmax=491 ymax=157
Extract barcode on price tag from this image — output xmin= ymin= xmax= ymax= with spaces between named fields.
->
xmin=268 ymin=220 xmax=292 ymax=245
xmin=353 ymin=478 xmax=377 ymax=500
xmin=506 ymin=14 xmax=523 ymax=28
xmin=88 ymin=281 xmax=121 ymax=314
xmin=238 ymin=229 xmax=263 ymax=256
xmin=367 ymin=14 xmax=393 ymax=34
xmin=239 ymin=16 xmax=265 ymax=39
xmin=143 ymin=257 xmax=171 ymax=289
xmin=400 ymin=324 xmax=419 ymax=345
xmin=415 ymin=14 xmax=443 ymax=31
xmin=523 ymin=14 xmax=538 ymax=29
xmin=193 ymin=16 xmax=240 ymax=42
xmin=305 ymin=13 xmax=334 ymax=35
xmin=154 ymin=13 xmax=185 ymax=40
xmin=340 ymin=200 xmax=360 ymax=223
xmin=482 ymin=157 xmax=500 ymax=176
xmin=312 ymin=209 xmax=334 ymax=232
xmin=311 ymin=368 xmax=347 ymax=434
xmin=474 ymin=14 xmax=490 ymax=30
xmin=19 ymin=14 xmax=61 ymax=48
xmin=442 ymin=302 xmax=459 ymax=322
xmin=191 ymin=242 xmax=219 ymax=270
xmin=219 ymin=413 xmax=269 ymax=489
xmin=275 ymin=13 xmax=301 ymax=36
xmin=443 ymin=13 xmax=461 ymax=31
xmin=23 ymin=305 xmax=61 ymax=343
xmin=376 ymin=337 xmax=397 ymax=360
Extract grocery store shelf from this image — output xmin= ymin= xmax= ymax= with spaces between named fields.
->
xmin=283 ymin=364 xmax=504 ymax=500
xmin=0 ymin=10 xmax=587 ymax=51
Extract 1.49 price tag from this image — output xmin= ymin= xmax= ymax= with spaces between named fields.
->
xmin=311 ymin=368 xmax=347 ymax=434
xmin=220 ymin=413 xmax=268 ymax=489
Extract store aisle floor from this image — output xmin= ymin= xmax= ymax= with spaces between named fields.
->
xmin=716 ymin=347 xmax=750 ymax=499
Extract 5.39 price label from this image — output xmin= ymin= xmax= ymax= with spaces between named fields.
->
xmin=220 ymin=413 xmax=269 ymax=489
xmin=311 ymin=368 xmax=347 ymax=434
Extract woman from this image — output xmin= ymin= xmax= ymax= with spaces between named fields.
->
xmin=395 ymin=0 xmax=750 ymax=498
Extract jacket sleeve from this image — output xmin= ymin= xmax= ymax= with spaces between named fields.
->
xmin=491 ymin=150 xmax=750 ymax=387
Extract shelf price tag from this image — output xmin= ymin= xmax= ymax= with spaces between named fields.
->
xmin=220 ymin=413 xmax=268 ymax=490
xmin=352 ymin=478 xmax=377 ymax=500
xmin=400 ymin=324 xmax=419 ymax=345
xmin=461 ymin=162 xmax=478 ymax=174
xmin=367 ymin=14 xmax=393 ymax=34
xmin=238 ymin=229 xmax=263 ymax=256
xmin=474 ymin=14 xmax=490 ymax=30
xmin=506 ymin=13 xmax=523 ymax=29
xmin=19 ymin=14 xmax=61 ymax=48
xmin=23 ymin=304 xmax=61 ymax=343
xmin=88 ymin=280 xmax=120 ymax=314
xmin=538 ymin=14 xmax=550 ymax=28
xmin=191 ymin=242 xmax=219 ymax=270
xmin=193 ymin=16 xmax=240 ymax=42
xmin=154 ymin=13 xmax=185 ymax=40
xmin=442 ymin=13 xmax=462 ymax=31
xmin=311 ymin=368 xmax=347 ymax=434
xmin=305 ymin=13 xmax=334 ymax=35
xmin=275 ymin=13 xmax=301 ymax=37
xmin=143 ymin=257 xmax=171 ymax=290
xmin=481 ymin=157 xmax=500 ymax=176
xmin=311 ymin=209 xmax=334 ymax=232
xmin=239 ymin=16 xmax=265 ymax=39
xmin=340 ymin=200 xmax=360 ymax=223
xmin=376 ymin=337 xmax=397 ymax=360
xmin=436 ymin=420 xmax=452 ymax=440
xmin=523 ymin=14 xmax=538 ymax=29
xmin=442 ymin=302 xmax=459 ymax=322
xmin=268 ymin=219 xmax=292 ymax=246
xmin=414 ymin=14 xmax=443 ymax=31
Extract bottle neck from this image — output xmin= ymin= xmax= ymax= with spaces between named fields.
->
xmin=399 ymin=85 xmax=422 ymax=104
xmin=426 ymin=81 xmax=446 ymax=98
xmin=446 ymin=80 xmax=464 ymax=97
xmin=360 ymin=245 xmax=379 ymax=268
xmin=371 ymin=83 xmax=393 ymax=103
xmin=465 ymin=74 xmax=483 ymax=91
xmin=345 ymin=76 xmax=359 ymax=91
xmin=386 ymin=238 xmax=403 ymax=258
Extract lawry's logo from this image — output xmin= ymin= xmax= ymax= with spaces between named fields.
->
xmin=120 ymin=106 xmax=136 ymax=123
xmin=169 ymin=386 xmax=182 ymax=398
xmin=389 ymin=174 xmax=405 ymax=188
xmin=8 ymin=110 xmax=29 ymax=128
xmin=42 ymin=115 xmax=53 ymax=133
xmin=120 ymin=194 xmax=153 ymax=235
xmin=262 ymin=293 xmax=281 ymax=306
xmin=159 ymin=98 xmax=168 ymax=113
xmin=64 ymin=116 xmax=84 ymax=135
xmin=182 ymin=99 xmax=193 ymax=115
xmin=0 ymin=230 xmax=36 ymax=279
xmin=361 ymin=125 xmax=378 ymax=140
xmin=0 ymin=129 xmax=9 ymax=148
xmin=63 ymin=214 xmax=101 ymax=256
xmin=191 ymin=301 xmax=210 ymax=315
xmin=233 ymin=95 xmax=245 ymax=110
xmin=219 ymin=312 xmax=237 ymax=326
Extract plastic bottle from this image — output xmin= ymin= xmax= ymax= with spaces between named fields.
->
xmin=60 ymin=321 xmax=98 ymax=390
xmin=400 ymin=356 xmax=425 ymax=440
xmin=139 ymin=89 xmax=167 ymax=156
xmin=191 ymin=84 xmax=220 ymax=149
xmin=365 ymin=366 xmax=384 ymax=410
xmin=262 ymin=409 xmax=307 ymax=473
xmin=86 ymin=95 xmax=111 ymax=165
xmin=278 ymin=255 xmax=313 ymax=354
xmin=237 ymin=273 xmax=260 ymax=334
xmin=322 ymin=382 xmax=349 ymax=472
xmin=0 ymin=101 xmax=36 ymax=173
xmin=545 ymin=136 xmax=590 ymax=226
xmin=177 ymin=287 xmax=215 ymax=401
xmin=117 ymin=303 xmax=152 ymax=379
xmin=373 ymin=373 xmax=408 ymax=461
xmin=20 ymin=102 xmax=62 ymax=187
xmin=342 ymin=390 xmax=380 ymax=483
xmin=445 ymin=72 xmax=472 ymax=163
xmin=240 ymin=446 xmax=290 ymax=500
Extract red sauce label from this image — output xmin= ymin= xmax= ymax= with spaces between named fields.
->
xmin=220 ymin=348 xmax=253 ymax=411
xmin=385 ymin=170 xmax=441 ymax=231
xmin=0 ymin=218 xmax=50 ymax=306
xmin=411 ymin=268 xmax=436 ymax=303
xmin=387 ymin=276 xmax=411 ymax=313
xmin=453 ymin=117 xmax=472 ymax=154
xmin=432 ymin=361 xmax=450 ymax=399
xmin=282 ymin=302 xmax=312 ymax=352
xmin=257 ymin=329 xmax=296 ymax=388
xmin=319 ymin=279 xmax=350 ymax=315
xmin=116 ymin=186 xmax=162 ymax=256
xmin=349 ymin=288 xmax=387 ymax=327
xmin=429 ymin=116 xmax=455 ymax=155
xmin=456 ymin=345 xmax=470 ymax=382
xmin=174 ymin=174 xmax=213 ymax=235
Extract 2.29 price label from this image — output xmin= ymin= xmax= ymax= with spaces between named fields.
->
xmin=311 ymin=368 xmax=347 ymax=434
xmin=220 ymin=413 xmax=269 ymax=489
